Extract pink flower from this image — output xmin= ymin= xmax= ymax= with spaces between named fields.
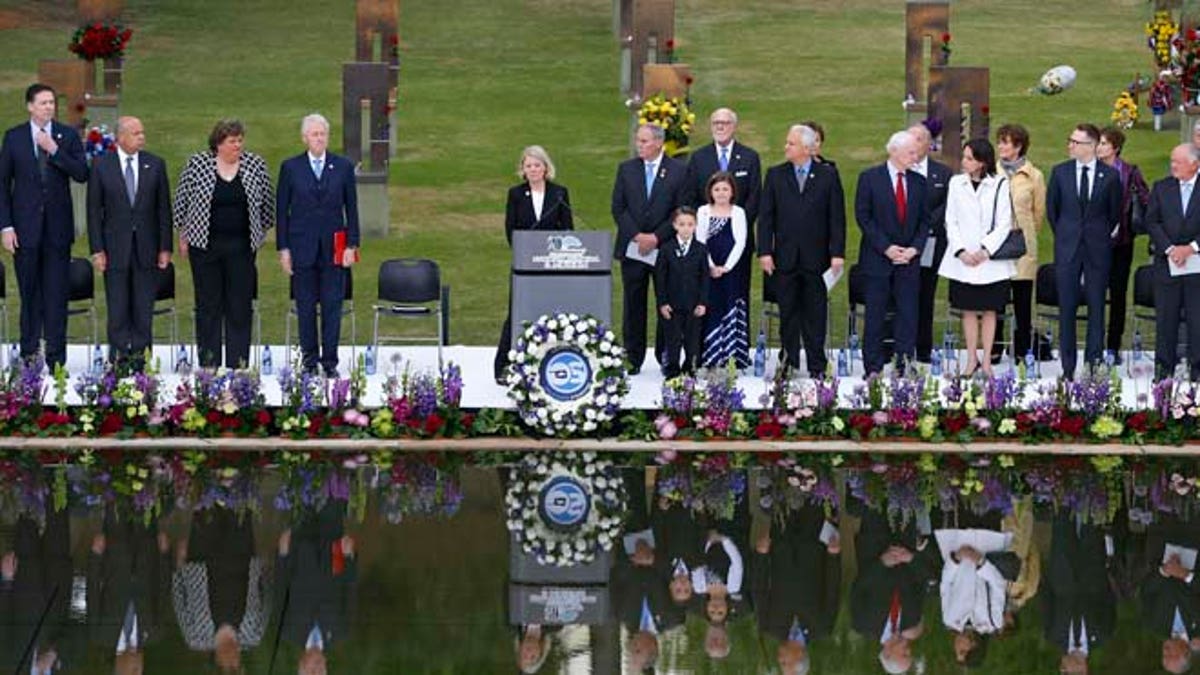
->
xmin=657 ymin=449 xmax=678 ymax=463
xmin=659 ymin=421 xmax=678 ymax=440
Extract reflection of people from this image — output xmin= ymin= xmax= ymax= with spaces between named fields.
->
xmin=758 ymin=124 xmax=846 ymax=376
xmin=655 ymin=207 xmax=709 ymax=378
xmin=851 ymin=509 xmax=938 ymax=674
xmin=172 ymin=506 xmax=269 ymax=672
xmin=611 ymin=124 xmax=687 ymax=374
xmin=87 ymin=116 xmax=172 ymax=370
xmin=494 ymin=145 xmax=573 ymax=383
xmin=612 ymin=529 xmax=680 ymax=672
xmin=276 ymin=114 xmax=359 ymax=378
xmin=0 ymin=83 xmax=89 ymax=368
xmin=854 ymin=131 xmax=930 ymax=375
xmin=752 ymin=504 xmax=841 ymax=675
xmin=1140 ymin=515 xmax=1200 ymax=674
xmin=0 ymin=508 xmax=76 ymax=673
xmin=276 ymin=502 xmax=357 ymax=675
xmin=174 ymin=119 xmax=275 ymax=368
xmin=1043 ymin=514 xmax=1115 ymax=674
xmin=514 ymin=623 xmax=557 ymax=674
xmin=935 ymin=518 xmax=1012 ymax=669
xmin=87 ymin=509 xmax=173 ymax=673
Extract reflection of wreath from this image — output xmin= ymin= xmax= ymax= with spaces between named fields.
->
xmin=504 ymin=452 xmax=627 ymax=567
xmin=506 ymin=313 xmax=628 ymax=437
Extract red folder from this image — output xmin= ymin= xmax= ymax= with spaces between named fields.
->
xmin=333 ymin=231 xmax=359 ymax=265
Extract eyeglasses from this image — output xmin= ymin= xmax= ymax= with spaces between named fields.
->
xmin=1066 ymin=137 xmax=1094 ymax=146
xmin=711 ymin=120 xmax=734 ymax=126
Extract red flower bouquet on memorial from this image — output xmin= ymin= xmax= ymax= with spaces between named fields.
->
xmin=68 ymin=22 xmax=133 ymax=61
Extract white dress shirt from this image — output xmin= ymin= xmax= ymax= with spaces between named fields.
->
xmin=531 ymin=189 xmax=545 ymax=221
xmin=117 ymin=147 xmax=140 ymax=193
xmin=1075 ymin=160 xmax=1097 ymax=200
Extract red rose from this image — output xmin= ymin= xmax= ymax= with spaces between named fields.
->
xmin=674 ymin=415 xmax=688 ymax=429
xmin=849 ymin=413 xmax=874 ymax=437
xmin=665 ymin=38 xmax=676 ymax=50
xmin=942 ymin=412 xmax=969 ymax=434
xmin=99 ymin=413 xmax=123 ymax=435
xmin=941 ymin=32 xmax=951 ymax=43
xmin=462 ymin=413 xmax=476 ymax=430
xmin=1054 ymin=415 xmax=1085 ymax=437
xmin=424 ymin=413 xmax=445 ymax=435
xmin=329 ymin=415 xmax=344 ymax=427
xmin=220 ymin=414 xmax=239 ymax=430
xmin=755 ymin=420 xmax=783 ymax=439
xmin=36 ymin=412 xmax=55 ymax=430
xmin=1189 ymin=28 xmax=1198 ymax=41
xmin=206 ymin=411 xmax=222 ymax=424
xmin=1127 ymin=411 xmax=1148 ymax=433
xmin=256 ymin=410 xmax=272 ymax=427
xmin=308 ymin=414 xmax=326 ymax=436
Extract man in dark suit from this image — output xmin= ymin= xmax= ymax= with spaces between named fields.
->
xmin=0 ymin=83 xmax=89 ymax=368
xmin=907 ymin=124 xmax=953 ymax=363
xmin=1140 ymin=514 xmax=1200 ymax=674
xmin=752 ymin=505 xmax=841 ymax=675
xmin=851 ymin=508 xmax=938 ymax=675
xmin=1145 ymin=144 xmax=1200 ymax=380
xmin=654 ymin=207 xmax=709 ymax=378
xmin=758 ymin=124 xmax=846 ymax=376
xmin=87 ymin=116 xmax=171 ymax=370
xmin=0 ymin=509 xmax=77 ymax=674
xmin=276 ymin=503 xmax=357 ymax=675
xmin=1043 ymin=514 xmax=1116 ymax=674
xmin=854 ymin=130 xmax=930 ymax=375
xmin=86 ymin=510 xmax=172 ymax=674
xmin=611 ymin=123 xmax=687 ymax=374
xmin=1046 ymin=123 xmax=1123 ymax=378
xmin=277 ymin=113 xmax=360 ymax=377
xmin=682 ymin=108 xmax=761 ymax=299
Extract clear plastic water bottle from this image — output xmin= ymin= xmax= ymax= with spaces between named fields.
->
xmin=176 ymin=345 xmax=191 ymax=374
xmin=8 ymin=344 xmax=17 ymax=367
xmin=930 ymin=347 xmax=942 ymax=377
xmin=261 ymin=345 xmax=273 ymax=376
xmin=1132 ymin=329 xmax=1143 ymax=362
xmin=365 ymin=345 xmax=377 ymax=376
xmin=91 ymin=345 xmax=104 ymax=374
xmin=1104 ymin=349 xmax=1116 ymax=369
xmin=1025 ymin=348 xmax=1036 ymax=378
xmin=837 ymin=348 xmax=849 ymax=377
xmin=753 ymin=330 xmax=766 ymax=377
xmin=849 ymin=332 xmax=860 ymax=361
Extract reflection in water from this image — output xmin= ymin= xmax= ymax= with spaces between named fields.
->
xmin=0 ymin=458 xmax=1187 ymax=672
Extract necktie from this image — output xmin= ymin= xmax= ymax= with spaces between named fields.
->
xmin=1079 ymin=165 xmax=1090 ymax=210
xmin=36 ymin=127 xmax=48 ymax=179
xmin=124 ymin=156 xmax=137 ymax=205
xmin=306 ymin=623 xmax=324 ymax=650
xmin=640 ymin=596 xmax=656 ymax=633
xmin=887 ymin=587 xmax=902 ymax=636
xmin=895 ymin=171 xmax=907 ymax=225
xmin=788 ymin=618 xmax=808 ymax=645
xmin=796 ymin=165 xmax=808 ymax=194
xmin=1174 ymin=607 xmax=1189 ymax=640
xmin=719 ymin=146 xmax=729 ymax=172
xmin=117 ymin=601 xmax=138 ymax=654
xmin=1183 ymin=181 xmax=1193 ymax=213
xmin=678 ymin=240 xmax=688 ymax=257
xmin=645 ymin=162 xmax=656 ymax=199
xmin=312 ymin=157 xmax=323 ymax=179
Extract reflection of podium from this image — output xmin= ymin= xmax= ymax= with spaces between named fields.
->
xmin=507 ymin=584 xmax=610 ymax=625
xmin=510 ymin=231 xmax=612 ymax=344
xmin=509 ymin=534 xmax=611 ymax=584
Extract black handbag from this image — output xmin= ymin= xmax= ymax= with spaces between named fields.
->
xmin=988 ymin=177 xmax=1027 ymax=261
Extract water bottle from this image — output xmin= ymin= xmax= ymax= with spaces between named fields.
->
xmin=1104 ymin=349 xmax=1115 ymax=370
xmin=849 ymin=332 xmax=860 ymax=361
xmin=930 ymin=347 xmax=942 ymax=377
xmin=365 ymin=345 xmax=377 ymax=376
xmin=176 ymin=345 xmax=191 ymax=374
xmin=752 ymin=330 xmax=766 ymax=378
xmin=837 ymin=348 xmax=849 ymax=377
xmin=91 ymin=345 xmax=104 ymax=374
xmin=1025 ymin=348 xmax=1036 ymax=379
xmin=1132 ymin=329 xmax=1143 ymax=362
xmin=261 ymin=346 xmax=273 ymax=376
xmin=7 ymin=344 xmax=17 ymax=367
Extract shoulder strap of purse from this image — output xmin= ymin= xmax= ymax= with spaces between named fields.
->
xmin=988 ymin=177 xmax=1007 ymax=234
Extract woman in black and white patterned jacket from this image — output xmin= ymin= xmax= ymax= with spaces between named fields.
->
xmin=173 ymin=119 xmax=274 ymax=369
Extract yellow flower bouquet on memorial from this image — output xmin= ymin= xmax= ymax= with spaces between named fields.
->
xmin=1110 ymin=90 xmax=1138 ymax=130
xmin=637 ymin=93 xmax=696 ymax=157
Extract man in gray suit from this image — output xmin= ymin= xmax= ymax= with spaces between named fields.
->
xmin=87 ymin=116 xmax=171 ymax=370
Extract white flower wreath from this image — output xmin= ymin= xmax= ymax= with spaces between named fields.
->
xmin=506 ymin=313 xmax=628 ymax=437
xmin=504 ymin=451 xmax=628 ymax=567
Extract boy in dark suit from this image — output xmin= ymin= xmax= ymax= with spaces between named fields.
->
xmin=655 ymin=207 xmax=710 ymax=378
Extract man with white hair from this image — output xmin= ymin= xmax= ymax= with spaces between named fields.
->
xmin=906 ymin=123 xmax=953 ymax=364
xmin=758 ymin=124 xmax=845 ymax=376
xmin=854 ymin=131 xmax=931 ymax=375
xmin=1145 ymin=143 xmax=1200 ymax=380
xmin=276 ymin=113 xmax=360 ymax=377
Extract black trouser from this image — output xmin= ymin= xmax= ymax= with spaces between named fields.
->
xmin=917 ymin=264 xmax=940 ymax=361
xmin=1056 ymin=251 xmax=1110 ymax=378
xmin=105 ymin=256 xmax=160 ymax=368
xmin=495 ymin=292 xmax=514 ymax=381
xmin=1153 ymin=263 xmax=1200 ymax=379
xmin=995 ymin=278 xmax=1036 ymax=359
xmin=1107 ymin=242 xmax=1134 ymax=353
xmin=293 ymin=235 xmax=346 ymax=373
xmin=776 ymin=267 xmax=828 ymax=375
xmin=190 ymin=232 xmax=255 ymax=369
xmin=661 ymin=306 xmax=702 ymax=377
xmin=14 ymin=235 xmax=69 ymax=368
xmin=620 ymin=259 xmax=664 ymax=370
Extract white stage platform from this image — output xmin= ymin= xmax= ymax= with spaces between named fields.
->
xmin=29 ymin=344 xmax=1163 ymax=410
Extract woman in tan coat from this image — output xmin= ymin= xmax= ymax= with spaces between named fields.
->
xmin=996 ymin=124 xmax=1046 ymax=361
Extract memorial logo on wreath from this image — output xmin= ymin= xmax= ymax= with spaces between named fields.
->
xmin=539 ymin=475 xmax=590 ymax=530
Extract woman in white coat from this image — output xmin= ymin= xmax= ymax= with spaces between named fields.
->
xmin=938 ymin=139 xmax=1016 ymax=377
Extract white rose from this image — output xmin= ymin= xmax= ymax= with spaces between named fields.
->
xmin=584 ymin=421 xmax=597 ymax=431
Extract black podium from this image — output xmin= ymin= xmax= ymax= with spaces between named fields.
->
xmin=510 ymin=231 xmax=613 ymax=343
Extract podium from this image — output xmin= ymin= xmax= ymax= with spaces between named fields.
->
xmin=510 ymin=231 xmax=613 ymax=343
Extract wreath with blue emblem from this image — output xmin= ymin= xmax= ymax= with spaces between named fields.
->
xmin=506 ymin=313 xmax=628 ymax=437
xmin=504 ymin=451 xmax=628 ymax=567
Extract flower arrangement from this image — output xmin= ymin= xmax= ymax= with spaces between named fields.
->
xmin=376 ymin=451 xmax=464 ymax=524
xmin=168 ymin=368 xmax=271 ymax=437
xmin=654 ymin=452 xmax=749 ymax=521
xmin=756 ymin=454 xmax=840 ymax=524
xmin=275 ymin=365 xmax=327 ymax=438
xmin=372 ymin=361 xmax=471 ymax=438
xmin=83 ymin=125 xmax=116 ymax=163
xmin=1023 ymin=455 xmax=1124 ymax=525
xmin=1110 ymin=90 xmax=1139 ymax=130
xmin=0 ymin=454 xmax=52 ymax=529
xmin=1147 ymin=11 xmax=1180 ymax=68
xmin=1171 ymin=26 xmax=1200 ymax=98
xmin=940 ymin=32 xmax=952 ymax=61
xmin=273 ymin=450 xmax=378 ymax=522
xmin=68 ymin=450 xmax=174 ymax=525
xmin=637 ymin=93 xmax=696 ymax=157
xmin=74 ymin=363 xmax=163 ymax=436
xmin=174 ymin=449 xmax=265 ymax=519
xmin=68 ymin=21 xmax=133 ymax=61
xmin=507 ymin=313 xmax=627 ymax=437
xmin=504 ymin=451 xmax=627 ymax=567
xmin=652 ymin=363 xmax=748 ymax=439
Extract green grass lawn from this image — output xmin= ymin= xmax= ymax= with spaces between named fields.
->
xmin=0 ymin=0 xmax=1181 ymax=353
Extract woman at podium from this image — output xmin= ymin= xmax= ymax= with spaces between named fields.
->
xmin=494 ymin=146 xmax=574 ymax=384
